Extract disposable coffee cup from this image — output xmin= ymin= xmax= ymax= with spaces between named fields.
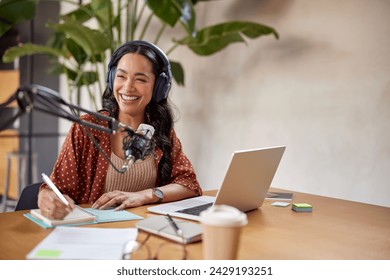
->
xmin=200 ymin=204 xmax=247 ymax=260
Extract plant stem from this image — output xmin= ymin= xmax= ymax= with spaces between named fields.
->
xmin=125 ymin=0 xmax=130 ymax=42
xmin=166 ymin=43 xmax=179 ymax=56
xmin=77 ymin=87 xmax=81 ymax=106
xmin=132 ymin=0 xmax=139 ymax=39
xmin=127 ymin=0 xmax=138 ymax=41
xmin=154 ymin=23 xmax=167 ymax=45
xmin=139 ymin=12 xmax=153 ymax=40
xmin=105 ymin=0 xmax=114 ymax=47
xmin=86 ymin=84 xmax=98 ymax=111
xmin=94 ymin=61 xmax=103 ymax=107
xmin=136 ymin=1 xmax=146 ymax=37
xmin=117 ymin=0 xmax=122 ymax=44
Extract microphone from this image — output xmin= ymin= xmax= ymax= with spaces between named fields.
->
xmin=120 ymin=123 xmax=155 ymax=173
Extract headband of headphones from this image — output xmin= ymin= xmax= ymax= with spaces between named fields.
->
xmin=106 ymin=40 xmax=172 ymax=102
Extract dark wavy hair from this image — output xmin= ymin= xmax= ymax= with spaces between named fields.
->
xmin=101 ymin=42 xmax=173 ymax=186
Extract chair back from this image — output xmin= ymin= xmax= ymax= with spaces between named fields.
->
xmin=14 ymin=182 xmax=42 ymax=211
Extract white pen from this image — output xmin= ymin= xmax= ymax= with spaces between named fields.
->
xmin=41 ymin=173 xmax=69 ymax=206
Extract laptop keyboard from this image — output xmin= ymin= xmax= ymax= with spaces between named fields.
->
xmin=175 ymin=203 xmax=213 ymax=216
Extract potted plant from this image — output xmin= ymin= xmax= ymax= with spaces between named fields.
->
xmin=0 ymin=0 xmax=278 ymax=109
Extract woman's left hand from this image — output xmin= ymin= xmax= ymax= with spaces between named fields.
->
xmin=92 ymin=190 xmax=146 ymax=210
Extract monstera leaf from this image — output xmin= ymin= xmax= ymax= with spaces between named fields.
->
xmin=177 ymin=21 xmax=279 ymax=55
xmin=147 ymin=0 xmax=196 ymax=36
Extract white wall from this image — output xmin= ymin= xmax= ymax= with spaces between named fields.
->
xmin=170 ymin=0 xmax=390 ymax=207
xmin=59 ymin=0 xmax=390 ymax=207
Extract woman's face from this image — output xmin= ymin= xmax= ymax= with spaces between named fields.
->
xmin=113 ymin=53 xmax=155 ymax=121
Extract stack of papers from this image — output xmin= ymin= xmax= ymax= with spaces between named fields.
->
xmin=26 ymin=227 xmax=138 ymax=260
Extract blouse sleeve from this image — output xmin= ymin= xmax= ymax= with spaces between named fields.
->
xmin=40 ymin=122 xmax=85 ymax=200
xmin=169 ymin=129 xmax=202 ymax=195
xmin=39 ymin=113 xmax=112 ymax=204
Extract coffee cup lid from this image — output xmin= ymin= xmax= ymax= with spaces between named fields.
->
xmin=200 ymin=205 xmax=248 ymax=227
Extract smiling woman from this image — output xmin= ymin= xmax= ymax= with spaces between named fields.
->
xmin=113 ymin=53 xmax=156 ymax=133
xmin=37 ymin=40 xmax=202 ymax=221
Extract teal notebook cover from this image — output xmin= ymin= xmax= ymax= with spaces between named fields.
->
xmin=24 ymin=208 xmax=143 ymax=229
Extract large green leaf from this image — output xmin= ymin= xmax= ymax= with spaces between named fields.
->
xmin=48 ymin=22 xmax=110 ymax=57
xmin=90 ymin=0 xmax=114 ymax=31
xmin=47 ymin=32 xmax=67 ymax=51
xmin=170 ymin=60 xmax=185 ymax=86
xmin=66 ymin=39 xmax=89 ymax=65
xmin=67 ymin=69 xmax=99 ymax=87
xmin=47 ymin=31 xmax=101 ymax=64
xmin=55 ymin=35 xmax=104 ymax=66
xmin=61 ymin=3 xmax=93 ymax=23
xmin=147 ymin=0 xmax=196 ymax=36
xmin=80 ymin=71 xmax=99 ymax=86
xmin=0 ymin=0 xmax=38 ymax=37
xmin=61 ymin=1 xmax=115 ymax=47
xmin=176 ymin=21 xmax=279 ymax=55
xmin=2 ymin=43 xmax=66 ymax=63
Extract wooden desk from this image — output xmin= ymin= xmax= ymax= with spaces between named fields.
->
xmin=0 ymin=189 xmax=389 ymax=260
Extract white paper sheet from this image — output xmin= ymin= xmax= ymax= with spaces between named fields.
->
xmin=27 ymin=227 xmax=138 ymax=260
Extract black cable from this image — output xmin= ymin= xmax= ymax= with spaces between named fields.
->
xmin=83 ymin=126 xmax=127 ymax=174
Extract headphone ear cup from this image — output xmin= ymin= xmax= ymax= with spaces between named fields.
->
xmin=107 ymin=65 xmax=116 ymax=92
xmin=153 ymin=72 xmax=171 ymax=102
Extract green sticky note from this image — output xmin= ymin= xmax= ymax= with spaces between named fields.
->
xmin=35 ymin=249 xmax=62 ymax=258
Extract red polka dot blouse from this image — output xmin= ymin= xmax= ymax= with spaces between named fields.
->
xmin=41 ymin=113 xmax=202 ymax=204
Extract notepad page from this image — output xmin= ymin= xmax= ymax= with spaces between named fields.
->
xmin=66 ymin=206 xmax=97 ymax=219
xmin=29 ymin=205 xmax=96 ymax=226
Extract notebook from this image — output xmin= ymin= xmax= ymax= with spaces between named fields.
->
xmin=29 ymin=206 xmax=95 ymax=226
xmin=26 ymin=206 xmax=143 ymax=228
xmin=148 ymin=146 xmax=286 ymax=221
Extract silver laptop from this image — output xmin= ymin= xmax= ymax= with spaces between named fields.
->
xmin=147 ymin=146 xmax=286 ymax=221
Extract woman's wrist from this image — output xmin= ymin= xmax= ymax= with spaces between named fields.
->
xmin=130 ymin=189 xmax=155 ymax=205
xmin=151 ymin=187 xmax=164 ymax=203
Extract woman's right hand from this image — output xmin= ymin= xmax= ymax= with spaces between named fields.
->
xmin=37 ymin=188 xmax=75 ymax=220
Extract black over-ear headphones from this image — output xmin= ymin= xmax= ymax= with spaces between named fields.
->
xmin=106 ymin=40 xmax=172 ymax=103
